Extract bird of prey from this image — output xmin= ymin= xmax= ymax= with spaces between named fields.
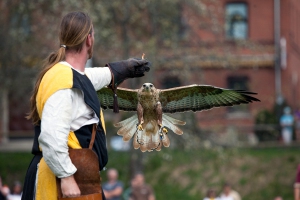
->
xmin=97 ymin=83 xmax=260 ymax=152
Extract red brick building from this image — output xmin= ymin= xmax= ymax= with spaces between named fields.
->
xmin=3 ymin=0 xmax=300 ymax=141
xmin=154 ymin=0 xmax=300 ymax=135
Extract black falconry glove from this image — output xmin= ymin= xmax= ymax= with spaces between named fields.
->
xmin=106 ymin=58 xmax=151 ymax=113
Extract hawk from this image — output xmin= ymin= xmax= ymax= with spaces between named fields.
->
xmin=97 ymin=83 xmax=260 ymax=152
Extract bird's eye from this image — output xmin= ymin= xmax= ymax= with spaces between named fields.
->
xmin=143 ymin=84 xmax=146 ymax=87
xmin=150 ymin=84 xmax=153 ymax=87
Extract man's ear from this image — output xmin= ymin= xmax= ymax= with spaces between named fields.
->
xmin=86 ymin=34 xmax=92 ymax=47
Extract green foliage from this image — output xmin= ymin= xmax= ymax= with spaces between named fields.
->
xmin=0 ymin=152 xmax=32 ymax=188
xmin=106 ymin=148 xmax=298 ymax=200
xmin=255 ymin=109 xmax=279 ymax=141
xmin=255 ymin=99 xmax=294 ymax=142
xmin=0 ymin=147 xmax=299 ymax=199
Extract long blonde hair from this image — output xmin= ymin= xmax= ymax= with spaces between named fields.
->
xmin=27 ymin=12 xmax=93 ymax=125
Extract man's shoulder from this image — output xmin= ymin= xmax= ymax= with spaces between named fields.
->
xmin=230 ymin=190 xmax=241 ymax=200
xmin=43 ymin=63 xmax=73 ymax=86
xmin=48 ymin=62 xmax=72 ymax=74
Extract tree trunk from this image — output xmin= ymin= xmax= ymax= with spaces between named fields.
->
xmin=1 ymin=87 xmax=9 ymax=143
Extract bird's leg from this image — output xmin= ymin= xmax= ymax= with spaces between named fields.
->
xmin=137 ymin=102 xmax=144 ymax=131
xmin=156 ymin=101 xmax=168 ymax=136
xmin=156 ymin=101 xmax=163 ymax=128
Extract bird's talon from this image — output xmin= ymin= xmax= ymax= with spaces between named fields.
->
xmin=159 ymin=126 xmax=168 ymax=134
xmin=137 ymin=124 xmax=143 ymax=131
xmin=162 ymin=128 xmax=168 ymax=134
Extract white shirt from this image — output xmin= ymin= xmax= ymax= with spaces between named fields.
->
xmin=7 ymin=194 xmax=22 ymax=200
xmin=38 ymin=61 xmax=111 ymax=178
xmin=219 ymin=196 xmax=234 ymax=200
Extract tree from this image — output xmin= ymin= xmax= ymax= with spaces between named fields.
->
xmin=0 ymin=0 xmax=216 ymax=167
xmin=0 ymin=0 xmax=39 ymax=141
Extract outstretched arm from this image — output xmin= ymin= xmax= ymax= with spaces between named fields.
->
xmin=85 ymin=67 xmax=112 ymax=91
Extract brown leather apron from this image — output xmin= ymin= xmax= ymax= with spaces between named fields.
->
xmin=56 ymin=124 xmax=103 ymax=200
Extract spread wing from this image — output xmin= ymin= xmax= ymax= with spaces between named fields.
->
xmin=97 ymin=87 xmax=138 ymax=111
xmin=159 ymin=84 xmax=260 ymax=113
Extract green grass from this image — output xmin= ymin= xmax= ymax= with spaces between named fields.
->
xmin=0 ymin=152 xmax=33 ymax=187
xmin=0 ymin=147 xmax=299 ymax=200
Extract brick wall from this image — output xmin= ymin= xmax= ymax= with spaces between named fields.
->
xmin=281 ymin=0 xmax=300 ymax=109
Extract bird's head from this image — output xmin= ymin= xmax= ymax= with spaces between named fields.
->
xmin=141 ymin=83 xmax=156 ymax=93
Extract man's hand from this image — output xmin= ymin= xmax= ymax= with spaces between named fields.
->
xmin=106 ymin=58 xmax=151 ymax=88
xmin=61 ymin=175 xmax=81 ymax=198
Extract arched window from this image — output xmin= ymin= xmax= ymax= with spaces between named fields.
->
xmin=225 ymin=2 xmax=248 ymax=39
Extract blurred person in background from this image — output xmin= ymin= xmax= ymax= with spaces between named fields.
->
xmin=273 ymin=196 xmax=283 ymax=200
xmin=0 ymin=177 xmax=5 ymax=200
xmin=219 ymin=182 xmax=240 ymax=200
xmin=129 ymin=173 xmax=155 ymax=200
xmin=123 ymin=175 xmax=139 ymax=200
xmin=294 ymin=108 xmax=300 ymax=141
xmin=203 ymin=188 xmax=220 ymax=200
xmin=7 ymin=181 xmax=22 ymax=200
xmin=280 ymin=106 xmax=294 ymax=144
xmin=21 ymin=11 xmax=150 ymax=200
xmin=0 ymin=178 xmax=10 ymax=200
xmin=294 ymin=164 xmax=300 ymax=200
xmin=103 ymin=168 xmax=123 ymax=200
xmin=0 ymin=176 xmax=10 ymax=200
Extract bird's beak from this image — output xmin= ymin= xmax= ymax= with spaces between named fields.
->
xmin=145 ymin=86 xmax=150 ymax=92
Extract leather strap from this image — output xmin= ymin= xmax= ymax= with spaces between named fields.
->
xmin=88 ymin=124 xmax=97 ymax=149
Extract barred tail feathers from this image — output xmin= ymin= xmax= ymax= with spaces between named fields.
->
xmin=114 ymin=115 xmax=137 ymax=127
xmin=137 ymin=120 xmax=160 ymax=152
xmin=113 ymin=114 xmax=186 ymax=152
xmin=114 ymin=115 xmax=138 ymax=141
xmin=162 ymin=114 xmax=185 ymax=135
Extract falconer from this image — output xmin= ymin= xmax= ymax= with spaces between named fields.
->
xmin=22 ymin=11 xmax=150 ymax=200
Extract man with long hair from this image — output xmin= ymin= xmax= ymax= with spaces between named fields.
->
xmin=22 ymin=11 xmax=150 ymax=200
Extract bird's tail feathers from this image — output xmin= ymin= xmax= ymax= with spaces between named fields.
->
xmin=163 ymin=114 xmax=186 ymax=125
xmin=162 ymin=114 xmax=185 ymax=135
xmin=114 ymin=114 xmax=185 ymax=152
xmin=161 ymin=132 xmax=170 ymax=147
xmin=135 ymin=124 xmax=161 ymax=152
xmin=114 ymin=115 xmax=137 ymax=127
xmin=115 ymin=115 xmax=138 ymax=142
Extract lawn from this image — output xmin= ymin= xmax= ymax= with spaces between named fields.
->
xmin=0 ymin=147 xmax=299 ymax=200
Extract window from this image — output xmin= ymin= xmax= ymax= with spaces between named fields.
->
xmin=227 ymin=76 xmax=249 ymax=113
xmin=225 ymin=2 xmax=248 ymax=39
xmin=161 ymin=76 xmax=181 ymax=89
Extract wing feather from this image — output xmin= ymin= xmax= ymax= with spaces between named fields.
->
xmin=97 ymin=87 xmax=138 ymax=111
xmin=159 ymin=85 xmax=260 ymax=113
